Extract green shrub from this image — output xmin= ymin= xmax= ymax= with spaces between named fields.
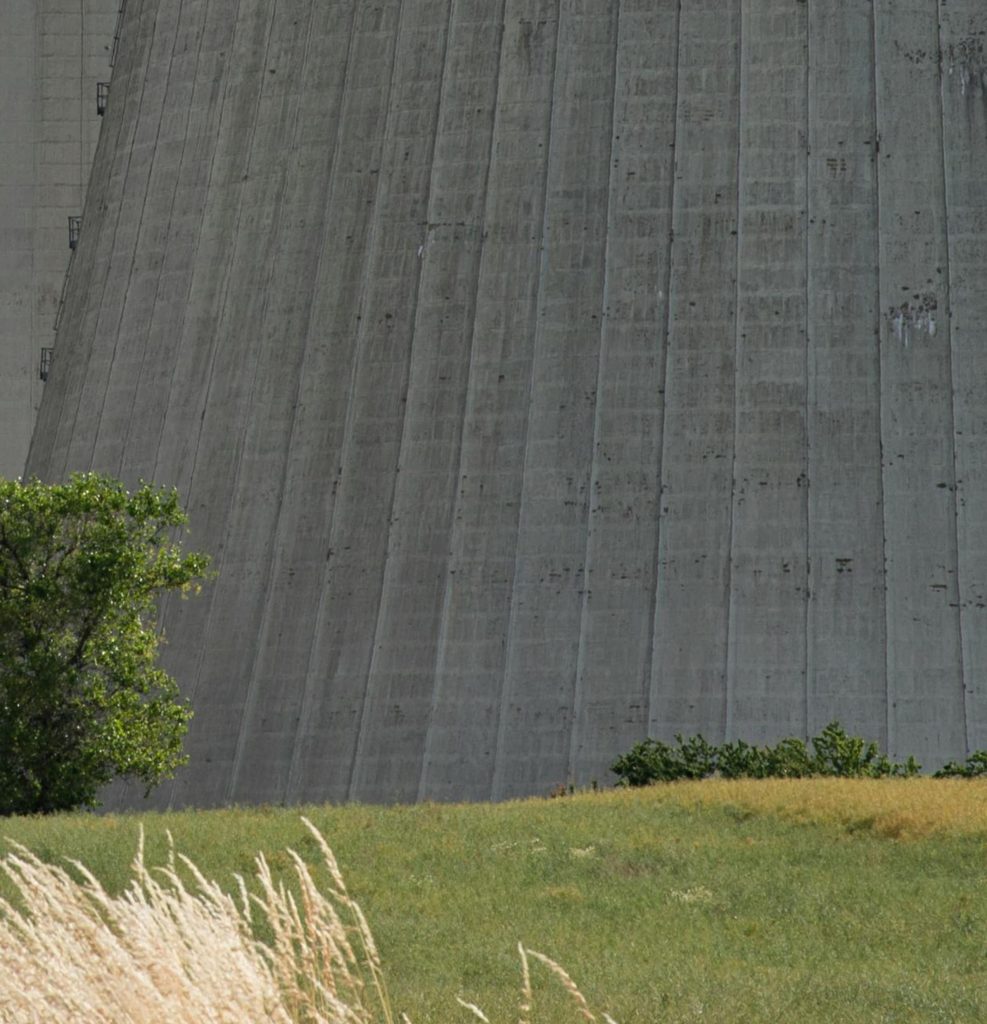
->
xmin=611 ymin=722 xmax=921 ymax=787
xmin=934 ymin=751 xmax=987 ymax=778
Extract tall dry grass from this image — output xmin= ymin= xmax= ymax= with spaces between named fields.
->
xmin=0 ymin=817 xmax=614 ymax=1023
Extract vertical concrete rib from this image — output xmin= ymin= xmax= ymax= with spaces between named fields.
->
xmin=723 ymin=1 xmax=744 ymax=743
xmin=934 ymin=2 xmax=965 ymax=755
xmin=418 ymin=1 xmax=561 ymax=802
xmin=937 ymin=0 xmax=987 ymax=751
xmin=805 ymin=0 xmax=886 ymax=741
xmin=871 ymin=0 xmax=892 ymax=754
xmin=644 ymin=1 xmax=682 ymax=740
xmin=568 ymin=0 xmax=622 ymax=787
xmin=493 ymin=1 xmax=620 ymax=800
xmin=569 ymin=0 xmax=679 ymax=787
xmin=651 ymin=0 xmax=742 ymax=744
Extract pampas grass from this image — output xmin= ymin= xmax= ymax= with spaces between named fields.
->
xmin=0 ymin=817 xmax=612 ymax=1023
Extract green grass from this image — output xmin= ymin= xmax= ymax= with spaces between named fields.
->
xmin=3 ymin=783 xmax=987 ymax=1023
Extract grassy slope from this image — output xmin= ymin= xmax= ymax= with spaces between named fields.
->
xmin=3 ymin=780 xmax=987 ymax=1023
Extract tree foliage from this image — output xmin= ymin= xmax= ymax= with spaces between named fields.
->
xmin=0 ymin=473 xmax=210 ymax=815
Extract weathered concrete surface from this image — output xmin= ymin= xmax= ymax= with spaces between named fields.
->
xmin=27 ymin=0 xmax=987 ymax=806
xmin=0 ymin=0 xmax=116 ymax=480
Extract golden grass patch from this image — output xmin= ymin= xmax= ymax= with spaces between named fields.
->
xmin=630 ymin=777 xmax=987 ymax=840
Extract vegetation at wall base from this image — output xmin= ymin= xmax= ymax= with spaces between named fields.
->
xmin=0 ymin=473 xmax=209 ymax=815
xmin=2 ymin=781 xmax=987 ymax=1022
xmin=610 ymin=721 xmax=924 ymax=786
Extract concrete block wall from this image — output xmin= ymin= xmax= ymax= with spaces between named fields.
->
xmin=26 ymin=0 xmax=987 ymax=807
xmin=0 ymin=0 xmax=117 ymax=479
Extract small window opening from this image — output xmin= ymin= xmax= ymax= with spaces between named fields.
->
xmin=40 ymin=348 xmax=53 ymax=382
xmin=68 ymin=216 xmax=82 ymax=250
xmin=97 ymin=82 xmax=110 ymax=116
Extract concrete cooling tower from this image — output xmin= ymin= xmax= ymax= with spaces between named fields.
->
xmin=25 ymin=0 xmax=987 ymax=807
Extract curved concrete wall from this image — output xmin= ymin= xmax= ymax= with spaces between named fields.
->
xmin=27 ymin=0 xmax=987 ymax=806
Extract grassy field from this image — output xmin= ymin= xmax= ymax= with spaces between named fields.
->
xmin=3 ymin=779 xmax=987 ymax=1022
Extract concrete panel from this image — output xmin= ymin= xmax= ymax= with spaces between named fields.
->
xmin=875 ymin=1 xmax=964 ymax=765
xmin=939 ymin=0 xmax=987 ymax=750
xmin=805 ymin=0 xmax=887 ymax=741
xmin=650 ymin=0 xmax=741 ymax=743
xmin=726 ymin=0 xmax=810 ymax=742
xmin=492 ymin=1 xmax=620 ymax=800
xmin=568 ymin=0 xmax=678 ymax=787
xmin=417 ymin=0 xmax=561 ymax=802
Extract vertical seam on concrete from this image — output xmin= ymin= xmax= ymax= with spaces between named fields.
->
xmin=935 ymin=1 xmax=968 ymax=752
xmin=490 ymin=0 xmax=565 ymax=802
xmin=802 ymin=2 xmax=811 ymax=738
xmin=225 ymin=0 xmax=331 ymax=804
xmin=117 ymin=0 xmax=210 ymax=479
xmin=257 ymin=2 xmax=357 ymax=802
xmin=647 ymin=0 xmax=682 ymax=738
xmin=568 ymin=0 xmax=622 ymax=785
xmin=646 ymin=0 xmax=682 ymax=738
xmin=417 ymin=1 xmax=508 ymax=802
xmin=871 ymin=0 xmax=892 ymax=754
xmin=56 ymin=0 xmax=161 ymax=479
xmin=724 ymin=0 xmax=744 ymax=742
xmin=91 ymin=0 xmax=188 ymax=472
xmin=165 ymin=0 xmax=280 ymax=807
xmin=347 ymin=0 xmax=455 ymax=801
xmin=86 ymin=0 xmax=174 ymax=470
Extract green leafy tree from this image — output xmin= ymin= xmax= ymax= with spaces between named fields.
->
xmin=0 ymin=473 xmax=210 ymax=815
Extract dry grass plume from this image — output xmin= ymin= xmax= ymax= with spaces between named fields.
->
xmin=0 ymin=817 xmax=611 ymax=1023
